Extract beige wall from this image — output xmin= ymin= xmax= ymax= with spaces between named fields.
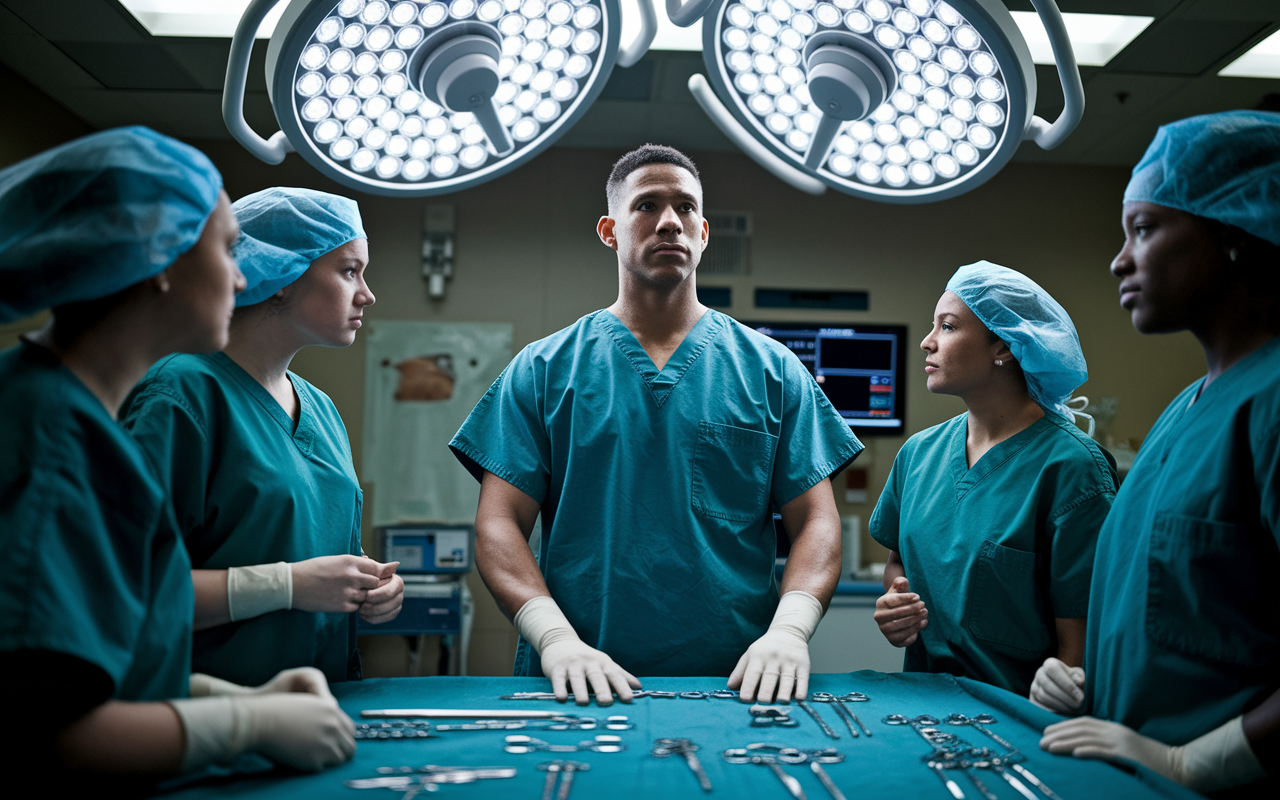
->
xmin=2 ymin=75 xmax=1207 ymax=676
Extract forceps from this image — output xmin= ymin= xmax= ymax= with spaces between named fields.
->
xmin=883 ymin=714 xmax=958 ymax=748
xmin=723 ymin=744 xmax=846 ymax=800
xmin=944 ymin=713 xmax=1016 ymax=751
xmin=504 ymin=734 xmax=626 ymax=754
xmin=652 ymin=737 xmax=712 ymax=792
xmin=796 ymin=700 xmax=840 ymax=740
xmin=810 ymin=693 xmax=872 ymax=738
xmin=750 ymin=705 xmax=800 ymax=727
xmin=537 ymin=760 xmax=588 ymax=800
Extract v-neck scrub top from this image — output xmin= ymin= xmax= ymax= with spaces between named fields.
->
xmin=870 ymin=411 xmax=1116 ymax=695
xmin=1086 ymin=336 xmax=1280 ymax=746
xmin=121 ymin=352 xmax=363 ymax=686
xmin=0 ymin=341 xmax=193 ymax=705
xmin=450 ymin=310 xmax=863 ymax=677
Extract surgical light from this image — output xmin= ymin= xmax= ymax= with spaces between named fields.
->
xmin=224 ymin=0 xmax=660 ymax=196
xmin=687 ymin=0 xmax=1085 ymax=202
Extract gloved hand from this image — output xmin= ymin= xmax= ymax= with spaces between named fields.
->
xmin=170 ymin=688 xmax=355 ymax=772
xmin=291 ymin=555 xmax=393 ymax=614
xmin=873 ymin=577 xmax=928 ymax=647
xmin=359 ymin=567 xmax=405 ymax=624
xmin=1040 ymin=716 xmax=1266 ymax=794
xmin=514 ymin=595 xmax=640 ymax=706
xmin=1029 ymin=657 xmax=1085 ymax=714
xmin=190 ymin=666 xmax=333 ymax=698
xmin=729 ymin=591 xmax=824 ymax=703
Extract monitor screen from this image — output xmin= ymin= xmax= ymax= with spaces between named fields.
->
xmin=742 ymin=320 xmax=909 ymax=436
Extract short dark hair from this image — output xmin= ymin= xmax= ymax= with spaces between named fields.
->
xmin=606 ymin=144 xmax=701 ymax=210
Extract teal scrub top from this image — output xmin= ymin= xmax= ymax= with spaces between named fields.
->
xmin=870 ymin=411 xmax=1116 ymax=695
xmin=0 ymin=341 xmax=193 ymax=703
xmin=121 ymin=352 xmax=363 ymax=686
xmin=1087 ymin=336 xmax=1280 ymax=746
xmin=450 ymin=309 xmax=863 ymax=677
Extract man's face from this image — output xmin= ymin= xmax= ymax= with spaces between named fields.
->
xmin=599 ymin=163 xmax=709 ymax=288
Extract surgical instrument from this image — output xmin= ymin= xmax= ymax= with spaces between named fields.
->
xmin=505 ymin=734 xmax=626 ymax=754
xmin=538 ymin=760 xmax=589 ymax=800
xmin=944 ymin=713 xmax=1017 ymax=752
xmin=811 ymin=692 xmax=873 ymax=737
xmin=1007 ymin=760 xmax=1065 ymax=800
xmin=797 ymin=699 xmax=840 ymax=740
xmin=355 ymin=721 xmax=433 ymax=739
xmin=809 ymin=762 xmax=848 ymax=800
xmin=926 ymin=758 xmax=967 ymax=800
xmin=363 ymin=708 xmax=573 ymax=719
xmin=750 ymin=705 xmax=799 ymax=728
xmin=652 ymin=737 xmax=712 ymax=792
xmin=346 ymin=768 xmax=517 ymax=790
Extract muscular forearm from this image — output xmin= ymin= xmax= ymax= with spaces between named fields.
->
xmin=1243 ymin=687 xmax=1280 ymax=777
xmin=475 ymin=471 xmax=550 ymax=622
xmin=777 ymin=480 xmax=842 ymax=609
xmin=192 ymin=569 xmax=230 ymax=631
xmin=56 ymin=701 xmax=184 ymax=774
xmin=883 ymin=550 xmax=906 ymax=592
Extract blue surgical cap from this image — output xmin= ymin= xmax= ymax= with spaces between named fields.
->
xmin=946 ymin=261 xmax=1087 ymax=421
xmin=1124 ymin=110 xmax=1280 ymax=246
xmin=0 ymin=126 xmax=222 ymax=323
xmin=232 ymin=187 xmax=366 ymax=307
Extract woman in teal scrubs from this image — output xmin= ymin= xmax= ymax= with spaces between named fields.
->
xmin=0 ymin=129 xmax=353 ymax=777
xmin=870 ymin=261 xmax=1116 ymax=696
xmin=121 ymin=187 xmax=402 ymax=687
xmin=1038 ymin=112 xmax=1279 ymax=794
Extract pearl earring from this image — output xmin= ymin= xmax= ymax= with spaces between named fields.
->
xmin=995 ymin=359 xmax=1004 ymax=366
xmin=1229 ymin=248 xmax=1239 ymax=262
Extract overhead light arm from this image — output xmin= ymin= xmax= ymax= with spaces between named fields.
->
xmin=665 ymin=0 xmax=719 ymax=28
xmin=1022 ymin=0 xmax=1084 ymax=149
xmin=688 ymin=73 xmax=826 ymax=196
xmin=223 ymin=0 xmax=293 ymax=164
xmin=618 ymin=0 xmax=658 ymax=67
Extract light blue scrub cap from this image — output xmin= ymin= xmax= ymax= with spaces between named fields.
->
xmin=946 ymin=261 xmax=1087 ymax=421
xmin=1124 ymin=110 xmax=1280 ymax=246
xmin=0 ymin=126 xmax=222 ymax=323
xmin=231 ymin=187 xmax=366 ymax=307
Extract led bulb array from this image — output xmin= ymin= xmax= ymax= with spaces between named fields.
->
xmin=292 ymin=0 xmax=606 ymax=185
xmin=713 ymin=0 xmax=1011 ymax=194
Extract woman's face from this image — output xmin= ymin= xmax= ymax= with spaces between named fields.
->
xmin=164 ymin=190 xmax=246 ymax=352
xmin=281 ymin=237 xmax=375 ymax=348
xmin=1111 ymin=201 xmax=1228 ymax=334
xmin=920 ymin=290 xmax=1005 ymax=396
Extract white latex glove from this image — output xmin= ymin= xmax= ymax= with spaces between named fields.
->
xmin=1029 ymin=657 xmax=1086 ymax=714
xmin=291 ymin=555 xmax=396 ymax=614
xmin=729 ymin=591 xmax=824 ymax=703
xmin=1040 ymin=716 xmax=1266 ymax=793
xmin=189 ymin=667 xmax=332 ymax=698
xmin=170 ymin=690 xmax=355 ymax=772
xmin=514 ymin=595 xmax=641 ymax=706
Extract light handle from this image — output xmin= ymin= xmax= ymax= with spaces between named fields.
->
xmin=618 ymin=0 xmax=658 ymax=67
xmin=688 ymin=74 xmax=826 ymax=196
xmin=665 ymin=0 xmax=719 ymax=27
xmin=1022 ymin=0 xmax=1085 ymax=150
xmin=223 ymin=0 xmax=293 ymax=164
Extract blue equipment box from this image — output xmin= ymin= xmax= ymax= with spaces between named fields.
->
xmin=380 ymin=524 xmax=472 ymax=574
xmin=357 ymin=576 xmax=461 ymax=636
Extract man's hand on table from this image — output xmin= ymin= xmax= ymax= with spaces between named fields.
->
xmin=729 ymin=591 xmax=824 ymax=703
xmin=515 ymin=594 xmax=641 ymax=706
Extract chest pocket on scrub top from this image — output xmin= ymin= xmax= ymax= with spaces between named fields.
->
xmin=1147 ymin=512 xmax=1275 ymax=666
xmin=967 ymin=540 xmax=1051 ymax=657
xmin=691 ymin=421 xmax=777 ymax=523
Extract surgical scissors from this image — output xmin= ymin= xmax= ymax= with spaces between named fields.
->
xmin=796 ymin=700 xmax=840 ymax=740
xmin=651 ymin=737 xmax=712 ymax=792
xmin=504 ymin=734 xmax=626 ymax=754
xmin=883 ymin=714 xmax=959 ymax=748
xmin=944 ymin=713 xmax=1016 ymax=752
xmin=750 ymin=705 xmax=800 ymax=728
xmin=810 ymin=693 xmax=872 ymax=737
xmin=722 ymin=744 xmax=846 ymax=800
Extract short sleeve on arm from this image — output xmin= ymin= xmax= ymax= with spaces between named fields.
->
xmin=869 ymin=454 xmax=905 ymax=552
xmin=449 ymin=350 xmax=552 ymax=505
xmin=1047 ymin=489 xmax=1112 ymax=618
xmin=771 ymin=354 xmax=864 ymax=506
xmin=120 ymin=384 xmax=212 ymax=551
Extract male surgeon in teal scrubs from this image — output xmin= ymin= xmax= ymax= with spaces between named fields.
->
xmin=1037 ymin=111 xmax=1279 ymax=794
xmin=451 ymin=145 xmax=862 ymax=705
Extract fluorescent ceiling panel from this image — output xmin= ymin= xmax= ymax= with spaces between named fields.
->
xmin=1219 ymin=29 xmax=1280 ymax=78
xmin=1011 ymin=11 xmax=1153 ymax=67
xmin=121 ymin=0 xmax=701 ymax=50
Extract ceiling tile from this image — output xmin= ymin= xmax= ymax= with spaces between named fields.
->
xmin=1106 ymin=18 xmax=1272 ymax=75
xmin=1176 ymin=0 xmax=1280 ymax=21
xmin=39 ymin=86 xmax=156 ymax=129
xmin=1 ymin=0 xmax=142 ymax=43
xmin=128 ymin=91 xmax=227 ymax=139
xmin=1004 ymin=1 xmax=1179 ymax=15
xmin=1081 ymin=72 xmax=1190 ymax=119
xmin=55 ymin=41 xmax=201 ymax=90
xmin=159 ymin=39 xmax=232 ymax=92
